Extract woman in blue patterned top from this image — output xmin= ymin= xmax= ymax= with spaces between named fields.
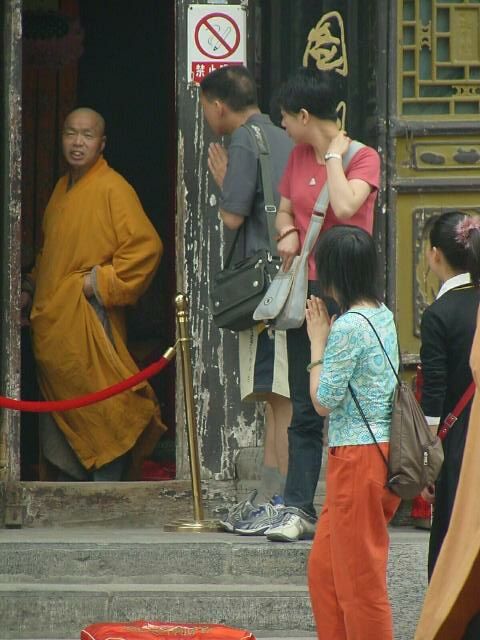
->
xmin=305 ymin=225 xmax=401 ymax=640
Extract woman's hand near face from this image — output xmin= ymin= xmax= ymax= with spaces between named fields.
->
xmin=305 ymin=296 xmax=335 ymax=346
xmin=306 ymin=296 xmax=336 ymax=417
xmin=327 ymin=130 xmax=350 ymax=157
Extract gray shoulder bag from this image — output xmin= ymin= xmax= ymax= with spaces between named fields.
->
xmin=253 ymin=140 xmax=364 ymax=330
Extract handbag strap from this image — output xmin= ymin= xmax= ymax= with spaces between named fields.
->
xmin=299 ymin=140 xmax=367 ymax=259
xmin=223 ymin=123 xmax=278 ymax=268
xmin=313 ymin=140 xmax=365 ymax=214
xmin=437 ymin=380 xmax=475 ymax=441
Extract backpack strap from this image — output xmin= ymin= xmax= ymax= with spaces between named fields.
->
xmin=350 ymin=312 xmax=476 ymax=443
xmin=345 ymin=310 xmax=395 ymax=474
xmin=348 ymin=382 xmax=390 ymax=472
xmin=347 ymin=311 xmax=401 ymax=384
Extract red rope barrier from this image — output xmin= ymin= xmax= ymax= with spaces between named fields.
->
xmin=0 ymin=355 xmax=172 ymax=413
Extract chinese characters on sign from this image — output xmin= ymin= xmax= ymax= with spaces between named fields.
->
xmin=303 ymin=11 xmax=348 ymax=76
xmin=191 ymin=61 xmax=242 ymax=83
xmin=303 ymin=11 xmax=349 ymax=127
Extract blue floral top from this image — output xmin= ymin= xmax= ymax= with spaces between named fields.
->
xmin=316 ymin=304 xmax=398 ymax=447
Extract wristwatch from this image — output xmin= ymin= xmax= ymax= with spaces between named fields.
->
xmin=324 ymin=152 xmax=342 ymax=162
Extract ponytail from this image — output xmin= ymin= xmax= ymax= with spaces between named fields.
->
xmin=456 ymin=215 xmax=480 ymax=285
xmin=429 ymin=212 xmax=480 ymax=285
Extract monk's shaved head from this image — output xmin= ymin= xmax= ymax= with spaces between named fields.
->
xmin=62 ymin=107 xmax=107 ymax=182
xmin=64 ymin=107 xmax=105 ymax=137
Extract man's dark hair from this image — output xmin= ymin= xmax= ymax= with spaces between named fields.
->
xmin=200 ymin=65 xmax=258 ymax=112
xmin=276 ymin=67 xmax=337 ymax=121
xmin=315 ymin=225 xmax=381 ymax=312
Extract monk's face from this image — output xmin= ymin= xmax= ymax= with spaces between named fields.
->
xmin=62 ymin=111 xmax=106 ymax=177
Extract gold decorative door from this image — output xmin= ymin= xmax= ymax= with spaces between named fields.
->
xmin=391 ymin=0 xmax=480 ymax=362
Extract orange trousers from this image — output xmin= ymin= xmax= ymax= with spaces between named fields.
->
xmin=308 ymin=444 xmax=401 ymax=640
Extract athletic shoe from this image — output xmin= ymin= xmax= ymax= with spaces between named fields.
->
xmin=265 ymin=508 xmax=317 ymax=542
xmin=234 ymin=502 xmax=285 ymax=536
xmin=216 ymin=490 xmax=259 ymax=533
xmin=270 ymin=494 xmax=285 ymax=507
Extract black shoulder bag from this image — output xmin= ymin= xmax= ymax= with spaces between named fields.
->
xmin=209 ymin=123 xmax=282 ymax=332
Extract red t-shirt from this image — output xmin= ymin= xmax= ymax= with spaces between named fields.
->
xmin=278 ymin=143 xmax=381 ymax=278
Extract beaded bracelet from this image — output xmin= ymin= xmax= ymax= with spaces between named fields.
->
xmin=276 ymin=227 xmax=299 ymax=242
xmin=306 ymin=358 xmax=324 ymax=372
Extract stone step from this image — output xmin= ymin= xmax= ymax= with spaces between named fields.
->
xmin=0 ymin=534 xmax=311 ymax=585
xmin=0 ymin=528 xmax=424 ymax=585
xmin=0 ymin=528 xmax=429 ymax=640
xmin=1 ymin=583 xmax=313 ymax=639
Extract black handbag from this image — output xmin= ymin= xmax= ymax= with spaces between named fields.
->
xmin=209 ymin=123 xmax=281 ymax=331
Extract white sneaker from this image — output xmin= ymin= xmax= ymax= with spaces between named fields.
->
xmin=265 ymin=510 xmax=316 ymax=542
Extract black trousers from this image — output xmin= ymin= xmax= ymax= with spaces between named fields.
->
xmin=283 ymin=284 xmax=338 ymax=517
xmin=464 ymin=612 xmax=480 ymax=640
xmin=428 ymin=408 xmax=470 ymax=578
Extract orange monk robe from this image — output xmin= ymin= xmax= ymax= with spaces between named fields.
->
xmin=29 ymin=156 xmax=166 ymax=473
xmin=415 ymin=307 xmax=480 ymax=640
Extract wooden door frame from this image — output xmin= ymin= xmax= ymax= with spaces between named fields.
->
xmin=1 ymin=0 xmax=22 ymax=485
xmin=0 ymin=0 xmax=245 ymax=528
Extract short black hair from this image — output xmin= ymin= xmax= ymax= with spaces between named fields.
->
xmin=429 ymin=210 xmax=480 ymax=285
xmin=315 ymin=225 xmax=381 ymax=311
xmin=200 ymin=65 xmax=258 ymax=112
xmin=276 ymin=67 xmax=337 ymax=121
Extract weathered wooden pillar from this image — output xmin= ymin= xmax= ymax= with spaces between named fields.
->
xmin=174 ymin=0 xmax=260 ymax=482
xmin=0 ymin=0 xmax=22 ymax=485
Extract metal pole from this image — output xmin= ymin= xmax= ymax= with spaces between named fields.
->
xmin=164 ymin=293 xmax=221 ymax=532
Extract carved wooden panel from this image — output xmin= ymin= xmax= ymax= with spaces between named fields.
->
xmin=398 ymin=0 xmax=480 ymax=118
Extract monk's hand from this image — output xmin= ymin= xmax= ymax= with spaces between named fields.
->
xmin=306 ymin=296 xmax=336 ymax=346
xmin=207 ymin=143 xmax=228 ymax=189
xmin=83 ymin=273 xmax=94 ymax=298
xmin=278 ymin=230 xmax=300 ymax=273
xmin=20 ymin=290 xmax=32 ymax=327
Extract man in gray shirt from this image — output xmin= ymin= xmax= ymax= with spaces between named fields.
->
xmin=200 ymin=65 xmax=293 ymax=533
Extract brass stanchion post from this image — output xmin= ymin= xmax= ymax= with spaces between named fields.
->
xmin=164 ymin=293 xmax=221 ymax=532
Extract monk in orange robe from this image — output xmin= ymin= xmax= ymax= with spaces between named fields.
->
xmin=21 ymin=108 xmax=166 ymax=480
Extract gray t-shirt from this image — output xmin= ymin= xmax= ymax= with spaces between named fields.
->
xmin=220 ymin=113 xmax=293 ymax=258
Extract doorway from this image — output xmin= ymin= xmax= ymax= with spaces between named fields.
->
xmin=20 ymin=0 xmax=177 ymax=481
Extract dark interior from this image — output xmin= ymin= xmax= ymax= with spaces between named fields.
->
xmin=20 ymin=0 xmax=176 ymax=480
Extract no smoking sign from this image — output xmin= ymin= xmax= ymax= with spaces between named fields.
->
xmin=188 ymin=4 xmax=247 ymax=84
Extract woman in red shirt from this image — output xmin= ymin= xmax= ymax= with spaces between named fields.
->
xmin=264 ymin=67 xmax=381 ymax=544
